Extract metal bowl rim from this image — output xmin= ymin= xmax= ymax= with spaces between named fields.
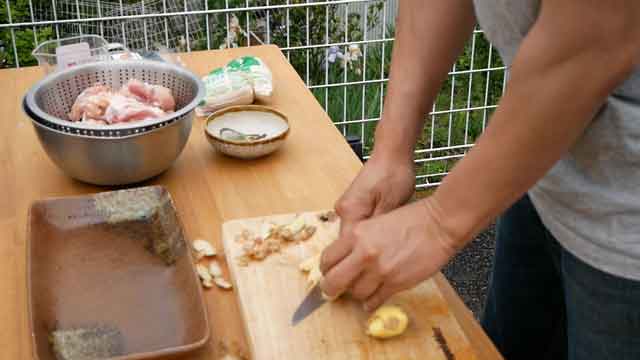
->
xmin=24 ymin=59 xmax=204 ymax=133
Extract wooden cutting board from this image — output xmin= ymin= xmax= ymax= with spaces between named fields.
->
xmin=222 ymin=211 xmax=478 ymax=360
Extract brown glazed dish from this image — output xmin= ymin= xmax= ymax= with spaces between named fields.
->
xmin=27 ymin=186 xmax=210 ymax=360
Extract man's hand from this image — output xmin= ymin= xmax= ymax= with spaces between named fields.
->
xmin=320 ymin=199 xmax=457 ymax=311
xmin=335 ymin=154 xmax=416 ymax=226
xmin=335 ymin=155 xmax=416 ymax=227
xmin=320 ymin=155 xmax=415 ymax=274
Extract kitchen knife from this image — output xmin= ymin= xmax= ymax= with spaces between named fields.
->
xmin=291 ymin=283 xmax=326 ymax=326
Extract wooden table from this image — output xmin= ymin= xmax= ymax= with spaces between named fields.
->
xmin=0 ymin=45 xmax=502 ymax=360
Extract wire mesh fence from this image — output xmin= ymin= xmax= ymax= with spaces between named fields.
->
xmin=0 ymin=0 xmax=505 ymax=188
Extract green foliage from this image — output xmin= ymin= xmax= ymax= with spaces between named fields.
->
xmin=413 ymin=33 xmax=504 ymax=184
xmin=0 ymin=27 xmax=55 ymax=68
xmin=1 ymin=0 xmax=55 ymax=67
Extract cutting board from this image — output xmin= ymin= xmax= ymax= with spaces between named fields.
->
xmin=222 ymin=211 xmax=478 ymax=360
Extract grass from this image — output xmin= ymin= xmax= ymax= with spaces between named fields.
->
xmin=287 ymin=28 xmax=505 ymax=186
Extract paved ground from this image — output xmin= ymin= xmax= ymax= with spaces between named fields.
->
xmin=441 ymin=223 xmax=496 ymax=319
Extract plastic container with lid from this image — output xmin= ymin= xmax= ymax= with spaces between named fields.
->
xmin=31 ymin=35 xmax=127 ymax=75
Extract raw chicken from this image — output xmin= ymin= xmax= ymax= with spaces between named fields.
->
xmin=119 ymin=79 xmax=176 ymax=112
xmin=68 ymin=84 xmax=113 ymax=122
xmin=67 ymin=80 xmax=176 ymax=125
xmin=104 ymin=94 xmax=166 ymax=124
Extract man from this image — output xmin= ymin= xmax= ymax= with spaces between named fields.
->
xmin=319 ymin=1 xmax=640 ymax=359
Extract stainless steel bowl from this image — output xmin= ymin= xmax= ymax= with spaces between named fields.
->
xmin=23 ymin=60 xmax=204 ymax=185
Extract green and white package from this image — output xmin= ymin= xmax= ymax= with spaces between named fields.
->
xmin=196 ymin=56 xmax=274 ymax=116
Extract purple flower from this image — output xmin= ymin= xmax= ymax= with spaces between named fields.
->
xmin=327 ymin=46 xmax=340 ymax=63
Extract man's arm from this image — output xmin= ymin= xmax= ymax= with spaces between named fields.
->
xmin=320 ymin=0 xmax=476 ymax=274
xmin=372 ymin=0 xmax=476 ymax=162
xmin=320 ymin=0 xmax=640 ymax=309
xmin=429 ymin=0 xmax=640 ymax=249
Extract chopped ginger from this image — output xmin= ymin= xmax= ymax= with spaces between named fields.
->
xmin=299 ymin=253 xmax=321 ymax=273
xmin=298 ymin=253 xmax=323 ymax=289
xmin=235 ymin=217 xmax=317 ymax=265
xmin=281 ymin=216 xmax=307 ymax=241
xmin=318 ymin=210 xmax=338 ymax=223
xmin=293 ymin=226 xmax=316 ymax=242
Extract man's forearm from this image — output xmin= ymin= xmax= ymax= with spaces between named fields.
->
xmin=372 ymin=0 xmax=476 ymax=162
xmin=428 ymin=0 xmax=640 ymax=247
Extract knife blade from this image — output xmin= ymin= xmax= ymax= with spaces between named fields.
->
xmin=291 ymin=283 xmax=326 ymax=326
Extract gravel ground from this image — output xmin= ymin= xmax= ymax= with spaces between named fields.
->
xmin=441 ymin=223 xmax=496 ymax=319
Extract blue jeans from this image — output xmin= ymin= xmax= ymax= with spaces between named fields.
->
xmin=481 ymin=195 xmax=640 ymax=360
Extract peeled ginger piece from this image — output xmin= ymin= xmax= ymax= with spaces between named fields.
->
xmin=366 ymin=305 xmax=409 ymax=339
xmin=299 ymin=253 xmax=323 ymax=290
xmin=299 ymin=253 xmax=321 ymax=273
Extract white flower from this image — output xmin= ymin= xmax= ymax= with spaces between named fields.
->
xmin=327 ymin=45 xmax=364 ymax=71
xmin=230 ymin=15 xmax=241 ymax=31
xmin=348 ymin=44 xmax=362 ymax=60
xmin=226 ymin=30 xmax=239 ymax=48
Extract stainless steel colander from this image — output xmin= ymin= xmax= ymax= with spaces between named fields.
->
xmin=22 ymin=60 xmax=205 ymax=185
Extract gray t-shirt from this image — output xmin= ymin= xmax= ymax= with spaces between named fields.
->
xmin=474 ymin=0 xmax=640 ymax=280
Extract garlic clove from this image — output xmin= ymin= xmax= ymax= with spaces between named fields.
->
xmin=209 ymin=260 xmax=223 ymax=278
xmin=196 ymin=264 xmax=212 ymax=281
xmin=192 ymin=239 xmax=217 ymax=257
xmin=214 ymin=277 xmax=233 ymax=290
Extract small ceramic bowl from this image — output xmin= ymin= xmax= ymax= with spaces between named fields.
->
xmin=204 ymin=105 xmax=290 ymax=159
